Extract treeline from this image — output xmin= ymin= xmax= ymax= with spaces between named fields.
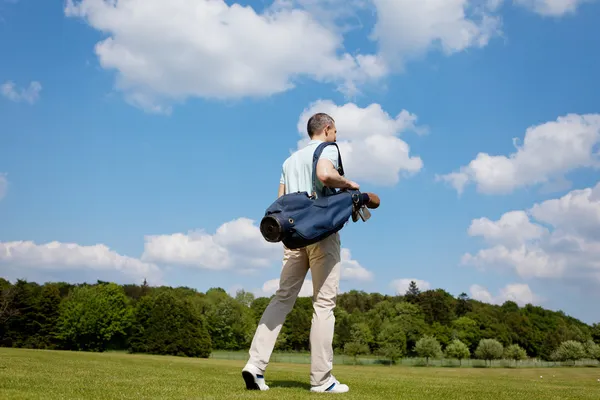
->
xmin=1 ymin=277 xmax=599 ymax=364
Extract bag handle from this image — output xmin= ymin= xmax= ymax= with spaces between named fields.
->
xmin=311 ymin=142 xmax=344 ymax=198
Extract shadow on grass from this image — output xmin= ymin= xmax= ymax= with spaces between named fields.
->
xmin=270 ymin=380 xmax=312 ymax=390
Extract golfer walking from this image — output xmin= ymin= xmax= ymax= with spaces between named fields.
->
xmin=242 ymin=113 xmax=359 ymax=393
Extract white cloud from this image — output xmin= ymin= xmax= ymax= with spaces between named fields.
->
xmin=438 ymin=113 xmax=600 ymax=194
xmin=390 ymin=278 xmax=431 ymax=295
xmin=463 ymin=181 xmax=600 ymax=283
xmin=513 ymin=0 xmax=595 ymax=16
xmin=64 ymin=0 xmax=384 ymax=113
xmin=370 ymin=0 xmax=502 ymax=69
xmin=141 ymin=217 xmax=281 ymax=271
xmin=469 ymin=283 xmax=541 ymax=306
xmin=1 ymin=81 xmax=42 ymax=104
xmin=0 ymin=173 xmax=7 ymax=200
xmin=340 ymin=248 xmax=373 ymax=281
xmin=0 ymin=240 xmax=161 ymax=284
xmin=297 ymin=100 xmax=424 ymax=185
xmin=467 ymin=210 xmax=548 ymax=248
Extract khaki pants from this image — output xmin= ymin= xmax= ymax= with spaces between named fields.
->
xmin=247 ymin=232 xmax=341 ymax=387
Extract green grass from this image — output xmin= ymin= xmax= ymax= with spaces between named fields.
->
xmin=1 ymin=348 xmax=599 ymax=399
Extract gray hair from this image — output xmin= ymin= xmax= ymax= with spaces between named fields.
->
xmin=306 ymin=113 xmax=335 ymax=138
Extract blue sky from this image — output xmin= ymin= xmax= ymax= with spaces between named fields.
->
xmin=1 ymin=0 xmax=600 ymax=324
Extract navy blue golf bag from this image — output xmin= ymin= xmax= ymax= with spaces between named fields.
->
xmin=259 ymin=142 xmax=369 ymax=249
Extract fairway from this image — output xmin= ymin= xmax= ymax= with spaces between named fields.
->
xmin=0 ymin=348 xmax=598 ymax=399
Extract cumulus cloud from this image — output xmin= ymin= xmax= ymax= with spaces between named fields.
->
xmin=1 ymin=81 xmax=42 ymax=104
xmin=513 ymin=0 xmax=595 ymax=16
xmin=390 ymin=278 xmax=431 ymax=295
xmin=462 ymin=181 xmax=600 ymax=283
xmin=438 ymin=113 xmax=600 ymax=195
xmin=64 ymin=0 xmax=384 ymax=113
xmin=0 ymin=173 xmax=7 ymax=200
xmin=0 ymin=240 xmax=161 ymax=284
xmin=297 ymin=100 xmax=424 ymax=185
xmin=340 ymin=248 xmax=373 ymax=281
xmin=469 ymin=283 xmax=542 ymax=306
xmin=467 ymin=210 xmax=549 ymax=248
xmin=141 ymin=217 xmax=281 ymax=271
xmin=370 ymin=0 xmax=503 ymax=69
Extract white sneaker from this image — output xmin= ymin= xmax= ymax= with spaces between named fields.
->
xmin=242 ymin=363 xmax=269 ymax=391
xmin=310 ymin=376 xmax=349 ymax=393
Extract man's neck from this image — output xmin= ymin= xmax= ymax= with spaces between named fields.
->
xmin=310 ymin=134 xmax=328 ymax=142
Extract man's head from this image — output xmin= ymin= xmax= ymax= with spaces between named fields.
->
xmin=307 ymin=113 xmax=336 ymax=142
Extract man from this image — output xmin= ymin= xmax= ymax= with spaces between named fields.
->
xmin=242 ymin=113 xmax=359 ymax=393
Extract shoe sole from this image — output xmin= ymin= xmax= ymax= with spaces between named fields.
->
xmin=242 ymin=371 xmax=260 ymax=390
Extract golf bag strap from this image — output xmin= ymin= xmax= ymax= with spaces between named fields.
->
xmin=311 ymin=142 xmax=344 ymax=198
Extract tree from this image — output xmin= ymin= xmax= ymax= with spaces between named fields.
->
xmin=591 ymin=323 xmax=600 ymax=345
xmin=404 ymin=281 xmax=421 ymax=304
xmin=474 ymin=338 xmax=504 ymax=367
xmin=32 ymin=283 xmax=62 ymax=349
xmin=418 ymin=289 xmax=456 ymax=326
xmin=455 ymin=292 xmax=472 ymax=317
xmin=234 ymin=289 xmax=255 ymax=308
xmin=504 ymin=344 xmax=528 ymax=366
xmin=0 ymin=285 xmax=18 ymax=325
xmin=551 ymin=340 xmax=586 ymax=365
xmin=344 ymin=323 xmax=372 ymax=364
xmin=393 ymin=302 xmax=428 ymax=355
xmin=344 ymin=341 xmax=369 ymax=364
xmin=445 ymin=339 xmax=470 ymax=366
xmin=376 ymin=320 xmax=407 ymax=365
xmin=128 ymin=290 xmax=212 ymax=358
xmin=55 ymin=283 xmax=133 ymax=352
xmin=203 ymin=288 xmax=256 ymax=350
xmin=414 ymin=335 xmax=442 ymax=366
xmin=451 ymin=316 xmax=481 ymax=353
xmin=583 ymin=339 xmax=600 ymax=362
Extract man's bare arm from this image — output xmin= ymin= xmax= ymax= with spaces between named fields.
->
xmin=316 ymin=159 xmax=359 ymax=190
xmin=278 ymin=183 xmax=285 ymax=198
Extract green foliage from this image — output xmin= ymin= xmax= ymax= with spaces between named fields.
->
xmin=455 ymin=292 xmax=472 ymax=317
xmin=584 ymin=340 xmax=600 ymax=361
xmin=234 ymin=290 xmax=255 ymax=308
xmin=404 ymin=281 xmax=421 ymax=304
xmin=450 ymin=316 xmax=481 ymax=353
xmin=445 ymin=339 xmax=470 ymax=365
xmin=376 ymin=320 xmax=407 ymax=365
xmin=504 ymin=344 xmax=528 ymax=366
xmin=414 ymin=334 xmax=442 ymax=365
xmin=55 ymin=283 xmax=133 ymax=352
xmin=128 ymin=290 xmax=211 ymax=358
xmin=591 ymin=323 xmax=600 ymax=344
xmin=475 ymin=339 xmax=504 ymax=366
xmin=278 ymin=297 xmax=312 ymax=351
xmin=344 ymin=341 xmax=370 ymax=364
xmin=343 ymin=322 xmax=373 ymax=364
xmin=1 ymin=276 xmax=599 ymax=367
xmin=550 ymin=340 xmax=586 ymax=365
xmin=203 ymin=288 xmax=256 ymax=351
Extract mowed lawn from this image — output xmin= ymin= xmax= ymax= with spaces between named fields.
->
xmin=0 ymin=348 xmax=598 ymax=399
